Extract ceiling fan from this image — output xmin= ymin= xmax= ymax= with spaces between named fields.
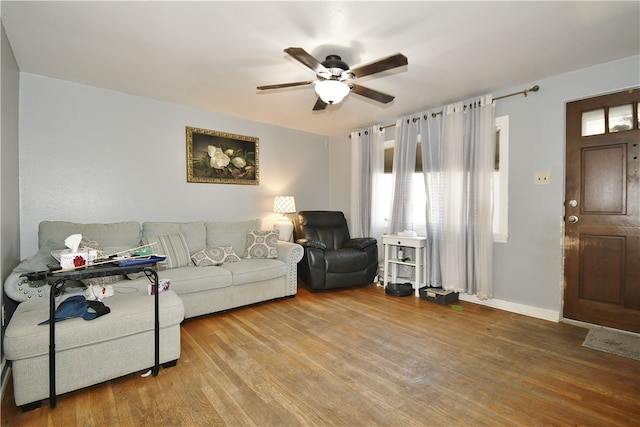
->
xmin=257 ymin=47 xmax=408 ymax=111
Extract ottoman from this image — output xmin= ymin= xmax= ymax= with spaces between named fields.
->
xmin=3 ymin=286 xmax=184 ymax=410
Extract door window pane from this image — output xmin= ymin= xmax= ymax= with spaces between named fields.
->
xmin=582 ymin=108 xmax=605 ymax=136
xmin=609 ymin=104 xmax=633 ymax=132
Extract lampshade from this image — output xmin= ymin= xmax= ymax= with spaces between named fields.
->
xmin=273 ymin=196 xmax=296 ymax=242
xmin=273 ymin=196 xmax=296 ymax=214
xmin=314 ymin=80 xmax=350 ymax=105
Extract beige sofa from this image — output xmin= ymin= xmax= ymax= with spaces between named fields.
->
xmin=4 ymin=219 xmax=303 ymax=409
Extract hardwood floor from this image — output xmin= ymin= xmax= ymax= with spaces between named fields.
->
xmin=3 ymin=283 xmax=639 ymax=426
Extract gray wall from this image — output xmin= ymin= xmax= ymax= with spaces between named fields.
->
xmin=1 ymin=20 xmax=21 ymax=391
xmin=330 ymin=55 xmax=640 ymax=316
xmin=18 ymin=74 xmax=331 ymax=257
xmin=491 ymin=55 xmax=639 ymax=312
xmin=8 ymin=42 xmax=640 ymax=321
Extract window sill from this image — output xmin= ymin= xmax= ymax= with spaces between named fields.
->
xmin=493 ymin=233 xmax=508 ymax=243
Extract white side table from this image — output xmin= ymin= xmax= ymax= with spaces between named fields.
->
xmin=382 ymin=234 xmax=427 ymax=297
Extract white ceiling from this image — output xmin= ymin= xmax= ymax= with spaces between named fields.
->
xmin=2 ymin=1 xmax=639 ymax=136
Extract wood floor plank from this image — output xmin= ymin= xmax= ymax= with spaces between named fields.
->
xmin=3 ymin=283 xmax=639 ymax=426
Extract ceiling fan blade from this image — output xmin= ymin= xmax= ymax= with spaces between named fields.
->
xmin=349 ymin=53 xmax=408 ymax=79
xmin=284 ymin=47 xmax=329 ymax=75
xmin=312 ymin=97 xmax=328 ymax=111
xmin=257 ymin=81 xmax=314 ymax=90
xmin=350 ymin=84 xmax=395 ymax=104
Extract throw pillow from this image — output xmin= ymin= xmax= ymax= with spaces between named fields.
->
xmin=191 ymin=246 xmax=241 ymax=266
xmin=244 ymin=230 xmax=279 ymax=259
xmin=143 ymin=234 xmax=191 ymax=269
xmin=191 ymin=248 xmax=221 ymax=267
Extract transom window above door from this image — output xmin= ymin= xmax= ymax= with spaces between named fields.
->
xmin=581 ymin=101 xmax=638 ymax=136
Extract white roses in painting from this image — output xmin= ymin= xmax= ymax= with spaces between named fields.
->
xmin=208 ymin=145 xmax=249 ymax=170
xmin=208 ymin=145 xmax=231 ymax=169
xmin=194 ymin=143 xmax=256 ymax=181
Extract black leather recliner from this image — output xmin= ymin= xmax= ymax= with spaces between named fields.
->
xmin=293 ymin=211 xmax=378 ymax=291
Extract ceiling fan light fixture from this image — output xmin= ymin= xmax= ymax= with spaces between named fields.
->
xmin=314 ymin=80 xmax=350 ymax=105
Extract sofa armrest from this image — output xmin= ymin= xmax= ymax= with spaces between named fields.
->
xmin=4 ymin=242 xmax=62 ymax=302
xmin=295 ymin=238 xmax=327 ymax=251
xmin=344 ymin=237 xmax=377 ymax=250
xmin=276 ymin=241 xmax=304 ymax=263
xmin=4 ymin=241 xmax=90 ymax=303
xmin=276 ymin=241 xmax=304 ymax=296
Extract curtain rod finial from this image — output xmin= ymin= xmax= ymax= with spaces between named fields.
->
xmin=527 ymin=85 xmax=540 ymax=96
xmin=523 ymin=85 xmax=540 ymax=97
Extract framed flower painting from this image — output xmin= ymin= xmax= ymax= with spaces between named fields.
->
xmin=186 ymin=126 xmax=259 ymax=185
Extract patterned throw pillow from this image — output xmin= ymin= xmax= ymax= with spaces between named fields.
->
xmin=143 ymin=234 xmax=191 ymax=269
xmin=191 ymin=246 xmax=241 ymax=266
xmin=244 ymin=230 xmax=279 ymax=259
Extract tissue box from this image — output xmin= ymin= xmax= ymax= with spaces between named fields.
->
xmin=59 ymin=250 xmax=88 ymax=269
xmin=149 ymin=279 xmax=171 ymax=295
xmin=59 ymin=249 xmax=98 ymax=269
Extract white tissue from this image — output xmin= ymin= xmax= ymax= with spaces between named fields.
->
xmin=85 ymin=285 xmax=114 ymax=301
xmin=64 ymin=234 xmax=82 ymax=252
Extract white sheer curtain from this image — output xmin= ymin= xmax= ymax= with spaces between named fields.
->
xmin=419 ymin=109 xmax=444 ymax=288
xmin=353 ymin=95 xmax=494 ymax=298
xmin=388 ymin=116 xmax=419 ymax=234
xmin=438 ymin=95 xmax=495 ymax=298
xmin=369 ymin=128 xmax=386 ymax=260
xmin=388 ymin=116 xmax=421 ymax=279
xmin=350 ymin=127 xmax=386 ymax=259
xmin=350 ymin=129 xmax=369 ymax=237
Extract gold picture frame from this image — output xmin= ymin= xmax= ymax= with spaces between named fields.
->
xmin=186 ymin=126 xmax=259 ymax=185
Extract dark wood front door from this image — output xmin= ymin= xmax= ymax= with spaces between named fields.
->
xmin=564 ymin=88 xmax=640 ymax=333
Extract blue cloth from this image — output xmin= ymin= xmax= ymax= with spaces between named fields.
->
xmin=39 ymin=295 xmax=110 ymax=324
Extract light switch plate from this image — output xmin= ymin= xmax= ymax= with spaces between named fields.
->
xmin=534 ymin=172 xmax=551 ymax=185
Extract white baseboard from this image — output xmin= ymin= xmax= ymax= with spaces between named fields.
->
xmin=458 ymin=294 xmax=561 ymax=323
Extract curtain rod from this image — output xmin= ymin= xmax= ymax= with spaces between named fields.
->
xmin=376 ymin=84 xmax=540 ymax=131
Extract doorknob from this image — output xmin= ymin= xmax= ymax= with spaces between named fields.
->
xmin=568 ymin=199 xmax=578 ymax=207
xmin=567 ymin=215 xmax=579 ymax=223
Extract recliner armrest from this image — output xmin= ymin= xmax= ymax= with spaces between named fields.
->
xmin=295 ymin=238 xmax=327 ymax=251
xmin=344 ymin=237 xmax=377 ymax=250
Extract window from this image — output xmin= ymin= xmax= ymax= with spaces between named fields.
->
xmin=378 ymin=115 xmax=509 ymax=242
xmin=581 ymin=103 xmax=635 ymax=136
xmin=380 ymin=137 xmax=427 ymax=235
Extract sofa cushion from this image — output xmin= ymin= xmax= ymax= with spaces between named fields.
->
xmin=151 ymin=266 xmax=233 ymax=293
xmin=4 ymin=289 xmax=184 ymax=359
xmin=142 ymin=221 xmax=206 ymax=253
xmin=205 ymin=219 xmax=261 ymax=256
xmin=142 ymin=234 xmax=191 ymax=269
xmin=38 ymin=221 xmax=141 ymax=250
xmin=191 ymin=246 xmax=240 ymax=267
xmin=244 ymin=230 xmax=279 ymax=259
xmin=220 ymin=258 xmax=287 ymax=286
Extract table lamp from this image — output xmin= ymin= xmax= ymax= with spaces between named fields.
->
xmin=273 ymin=196 xmax=296 ymax=241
